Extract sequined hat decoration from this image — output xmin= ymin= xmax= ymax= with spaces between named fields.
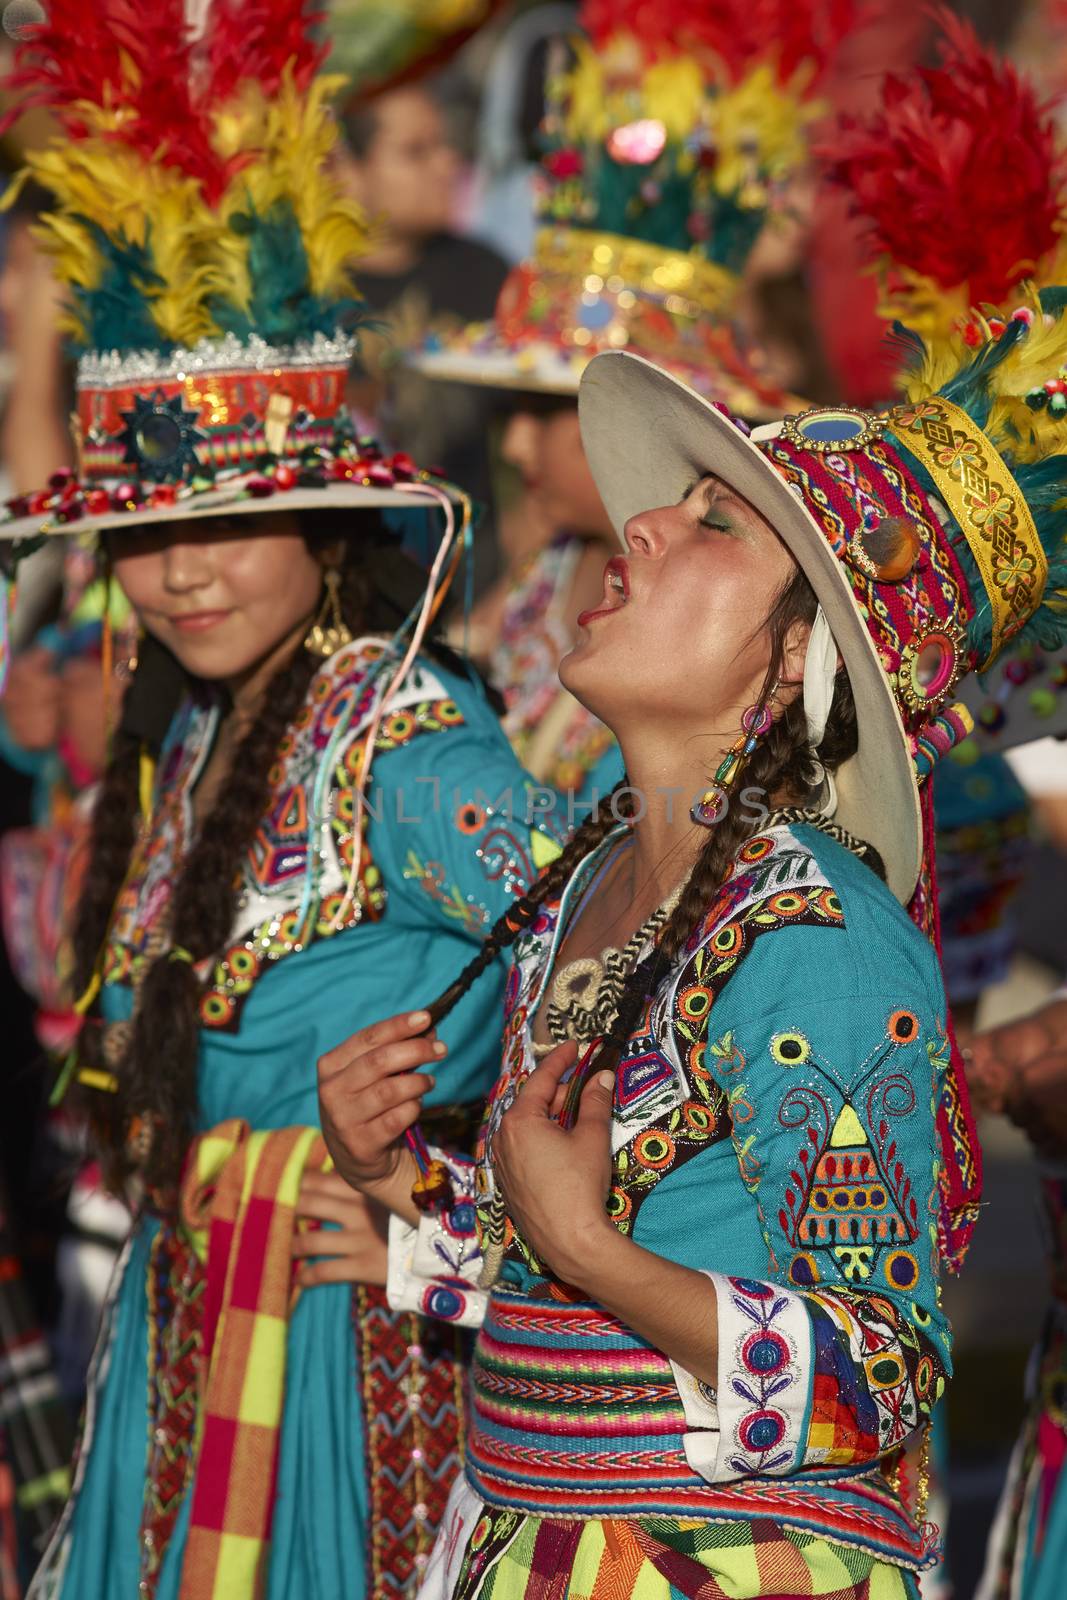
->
xmin=416 ymin=0 xmax=867 ymax=412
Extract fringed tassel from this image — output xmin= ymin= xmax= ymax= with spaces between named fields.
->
xmin=911 ymin=700 xmax=975 ymax=784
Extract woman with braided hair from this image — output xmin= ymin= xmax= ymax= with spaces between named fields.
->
xmin=0 ymin=7 xmax=564 ymax=1597
xmin=320 ymin=303 xmax=1067 ymax=1599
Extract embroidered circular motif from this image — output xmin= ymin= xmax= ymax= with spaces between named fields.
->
xmin=867 ymin=1353 xmax=906 ymax=1390
xmin=712 ymin=922 xmax=743 ymax=957
xmin=884 ymin=1249 xmax=920 ymax=1290
xmin=678 ymin=983 xmax=713 ymax=1021
xmin=887 ymin=1010 xmax=920 ymax=1043
xmin=788 ymin=1252 xmax=820 ymax=1287
xmin=915 ymin=1355 xmax=935 ymax=1400
xmin=442 ymin=1202 xmax=477 ymax=1240
xmin=739 ymin=835 xmax=775 ymax=862
xmin=633 ymin=1131 xmax=675 ymax=1170
xmin=422 ymin=1282 xmax=468 ymax=1322
xmin=730 ymin=1277 xmax=775 ymax=1300
xmin=456 ymin=801 xmax=487 ymax=835
xmin=738 ymin=1409 xmax=787 ymax=1452
xmin=770 ymin=1031 xmax=811 ymax=1066
xmin=767 ymin=891 xmax=807 ymax=918
xmin=200 ymin=991 xmax=234 ymax=1025
xmin=816 ymin=888 xmax=843 ymax=920
xmin=742 ymin=1330 xmax=791 ymax=1375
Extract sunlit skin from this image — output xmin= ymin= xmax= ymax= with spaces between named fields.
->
xmin=111 ymin=511 xmax=390 ymax=1285
xmin=318 ymin=476 xmax=816 ymax=1375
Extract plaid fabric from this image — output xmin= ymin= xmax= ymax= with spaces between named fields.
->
xmin=176 ymin=1121 xmax=328 ymax=1600
xmin=0 ymin=1178 xmax=72 ymax=1560
xmin=454 ymin=1508 xmax=920 ymax=1600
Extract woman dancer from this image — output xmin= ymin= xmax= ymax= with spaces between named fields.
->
xmin=1 ymin=6 xmax=557 ymax=1596
xmin=320 ymin=279 xmax=1067 ymax=1593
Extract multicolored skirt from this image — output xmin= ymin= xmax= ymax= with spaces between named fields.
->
xmin=419 ymin=1478 xmax=920 ymax=1600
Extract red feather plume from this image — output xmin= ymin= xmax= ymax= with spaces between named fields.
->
xmin=578 ymin=0 xmax=868 ymax=87
xmin=824 ymin=7 xmax=1067 ymax=304
xmin=203 ymin=0 xmax=327 ymax=105
xmin=1 ymin=0 xmax=328 ymax=204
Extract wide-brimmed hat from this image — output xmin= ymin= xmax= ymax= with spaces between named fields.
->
xmin=580 ymin=335 xmax=1067 ymax=906
xmin=0 ymin=1 xmax=462 ymax=548
xmin=415 ymin=1 xmax=858 ymax=416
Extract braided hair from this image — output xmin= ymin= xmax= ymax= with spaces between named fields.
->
xmin=424 ymin=561 xmax=862 ymax=1082
xmin=73 ymin=510 xmax=446 ymax=1197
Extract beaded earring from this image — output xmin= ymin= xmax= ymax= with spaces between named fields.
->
xmin=690 ymin=685 xmax=779 ymax=827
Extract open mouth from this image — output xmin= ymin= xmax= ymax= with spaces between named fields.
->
xmin=577 ymin=557 xmax=630 ymax=628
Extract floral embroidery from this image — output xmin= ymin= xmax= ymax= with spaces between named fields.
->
xmin=719 ymin=1277 xmax=808 ymax=1476
xmin=403 ymin=850 xmax=490 ymax=938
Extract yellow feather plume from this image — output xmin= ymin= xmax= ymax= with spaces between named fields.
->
xmin=707 ymin=66 xmax=816 ymax=200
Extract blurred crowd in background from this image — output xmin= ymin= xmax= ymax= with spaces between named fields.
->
xmin=2 ymin=2 xmax=1067 ymax=1597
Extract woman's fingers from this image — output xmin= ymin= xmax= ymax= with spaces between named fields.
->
xmin=318 ymin=1011 xmax=438 ymax=1081
xmin=297 ymin=1252 xmax=387 ymax=1289
xmin=291 ymin=1228 xmax=354 ymax=1259
xmin=515 ymin=1040 xmax=579 ymax=1118
xmin=330 ymin=1067 xmax=437 ymax=1124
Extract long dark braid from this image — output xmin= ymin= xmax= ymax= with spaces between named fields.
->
xmin=425 ymin=784 xmax=636 ymax=1027
xmin=74 ymin=518 xmax=388 ymax=1197
xmin=424 ymin=564 xmax=862 ymax=1085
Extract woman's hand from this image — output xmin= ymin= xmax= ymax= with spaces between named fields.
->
xmin=492 ymin=1042 xmax=617 ymax=1288
xmin=317 ymin=1010 xmax=444 ymax=1198
xmin=494 ymin=1043 xmax=720 ymax=1383
xmin=292 ymin=1171 xmax=390 ymax=1288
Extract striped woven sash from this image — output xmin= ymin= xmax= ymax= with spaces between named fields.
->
xmin=466 ymin=1291 xmax=934 ymax=1570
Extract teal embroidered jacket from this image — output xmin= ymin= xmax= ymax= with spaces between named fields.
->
xmin=388 ymin=819 xmax=954 ymax=1570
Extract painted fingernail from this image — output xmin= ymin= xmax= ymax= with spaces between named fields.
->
xmin=433 ymin=1040 xmax=447 ymax=1056
xmin=408 ymin=1010 xmax=430 ymax=1027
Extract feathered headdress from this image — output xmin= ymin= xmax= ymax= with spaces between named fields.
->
xmin=417 ymin=0 xmax=867 ymax=410
xmin=0 ymin=0 xmax=467 ymax=547
xmin=823 ymin=9 xmax=1067 ymax=672
xmin=826 ymin=8 xmax=1067 ymax=344
xmin=3 ymin=0 xmax=365 ymax=354
xmin=544 ymin=0 xmax=864 ymax=277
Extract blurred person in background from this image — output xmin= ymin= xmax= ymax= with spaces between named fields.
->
xmin=0 ymin=176 xmax=130 ymax=1420
xmin=335 ymin=80 xmax=509 ymax=563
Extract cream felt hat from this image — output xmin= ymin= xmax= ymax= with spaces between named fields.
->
xmin=578 ymin=350 xmax=924 ymax=904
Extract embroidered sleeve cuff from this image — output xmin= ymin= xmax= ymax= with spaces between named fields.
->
xmin=385 ymin=1149 xmax=486 ymax=1330
xmin=678 ymin=1272 xmax=813 ymax=1483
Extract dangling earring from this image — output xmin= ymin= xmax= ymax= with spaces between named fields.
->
xmin=691 ymin=685 xmax=778 ymax=827
xmin=304 ymin=567 xmax=353 ymax=658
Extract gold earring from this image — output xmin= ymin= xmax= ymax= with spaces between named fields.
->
xmin=304 ymin=567 xmax=353 ymax=658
